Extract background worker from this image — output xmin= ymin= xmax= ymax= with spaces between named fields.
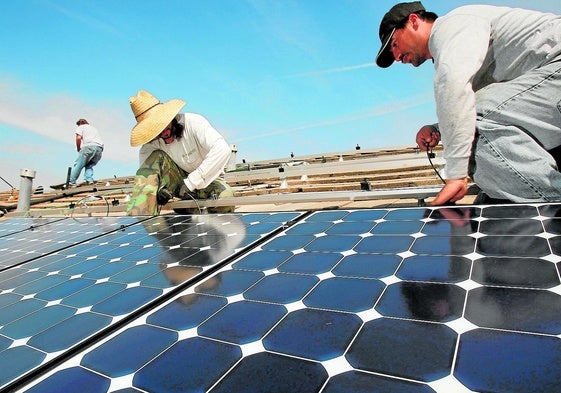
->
xmin=68 ymin=118 xmax=104 ymax=187
xmin=126 ymin=90 xmax=234 ymax=216
xmin=376 ymin=2 xmax=561 ymax=205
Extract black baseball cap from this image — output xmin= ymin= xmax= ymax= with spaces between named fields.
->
xmin=376 ymin=1 xmax=426 ymax=68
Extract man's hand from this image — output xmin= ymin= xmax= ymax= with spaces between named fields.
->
xmin=416 ymin=125 xmax=440 ymax=151
xmin=177 ymin=183 xmax=198 ymax=200
xmin=431 ymin=177 xmax=469 ymax=206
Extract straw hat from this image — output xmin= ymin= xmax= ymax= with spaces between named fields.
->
xmin=129 ymin=90 xmax=186 ymax=147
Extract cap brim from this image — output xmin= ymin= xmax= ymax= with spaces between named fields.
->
xmin=375 ymin=28 xmax=395 ymax=68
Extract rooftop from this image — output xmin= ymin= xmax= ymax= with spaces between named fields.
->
xmin=6 ymin=146 xmax=556 ymax=393
xmin=0 ymin=145 xmax=476 ymax=218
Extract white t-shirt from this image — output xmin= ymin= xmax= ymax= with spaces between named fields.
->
xmin=76 ymin=124 xmax=104 ymax=147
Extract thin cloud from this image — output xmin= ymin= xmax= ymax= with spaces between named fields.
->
xmin=41 ymin=0 xmax=124 ymax=37
xmin=287 ymin=62 xmax=376 ymax=78
xmin=0 ymin=77 xmax=136 ymax=163
xmin=220 ymin=62 xmax=376 ymax=95
xmin=247 ymin=0 xmax=322 ymax=60
xmin=235 ymin=92 xmax=433 ymax=142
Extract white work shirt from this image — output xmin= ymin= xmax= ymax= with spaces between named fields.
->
xmin=139 ymin=113 xmax=231 ymax=191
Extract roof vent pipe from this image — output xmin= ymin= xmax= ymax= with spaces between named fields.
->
xmin=16 ymin=168 xmax=36 ymax=213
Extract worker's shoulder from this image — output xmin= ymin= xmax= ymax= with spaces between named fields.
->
xmin=183 ymin=112 xmax=216 ymax=132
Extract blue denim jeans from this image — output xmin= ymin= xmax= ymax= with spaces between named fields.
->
xmin=69 ymin=145 xmax=103 ymax=184
xmin=469 ymin=61 xmax=561 ymax=202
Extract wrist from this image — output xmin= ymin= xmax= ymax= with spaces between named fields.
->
xmin=183 ymin=178 xmax=195 ymax=192
xmin=446 ymin=177 xmax=469 ymax=185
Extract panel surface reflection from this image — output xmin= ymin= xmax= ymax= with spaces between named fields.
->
xmin=0 ymin=212 xmax=301 ymax=391
xmin=11 ymin=204 xmax=561 ymax=393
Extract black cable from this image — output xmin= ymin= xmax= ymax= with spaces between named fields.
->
xmin=0 ymin=175 xmax=15 ymax=189
xmin=102 ymin=196 xmax=110 ymax=216
xmin=426 ymin=147 xmax=446 ymax=184
xmin=181 ymin=191 xmax=203 ymax=214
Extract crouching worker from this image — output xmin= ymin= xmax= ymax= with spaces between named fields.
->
xmin=126 ymin=90 xmax=235 ymax=216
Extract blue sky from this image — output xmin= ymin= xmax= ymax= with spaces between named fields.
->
xmin=1 ymin=0 xmax=560 ymax=191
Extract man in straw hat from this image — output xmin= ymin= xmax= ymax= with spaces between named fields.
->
xmin=126 ymin=90 xmax=235 ymax=215
xmin=376 ymin=2 xmax=561 ymax=205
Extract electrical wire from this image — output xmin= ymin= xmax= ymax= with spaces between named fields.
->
xmin=70 ymin=194 xmax=110 ymax=217
xmin=0 ymin=175 xmax=15 ymax=189
xmin=101 ymin=195 xmax=110 ymax=216
xmin=181 ymin=191 xmax=203 ymax=214
xmin=426 ymin=147 xmax=446 ymax=184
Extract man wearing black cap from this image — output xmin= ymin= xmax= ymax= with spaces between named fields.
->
xmin=376 ymin=2 xmax=561 ymax=205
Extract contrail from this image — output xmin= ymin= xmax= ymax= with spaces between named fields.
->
xmin=43 ymin=0 xmax=123 ymax=37
xmin=235 ymin=92 xmax=432 ymax=142
xmin=287 ymin=63 xmax=376 ymax=78
xmin=218 ymin=62 xmax=377 ymax=94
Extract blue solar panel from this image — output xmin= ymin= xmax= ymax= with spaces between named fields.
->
xmin=0 ymin=212 xmax=302 ymax=391
xmin=0 ymin=217 xmax=143 ymax=269
xmin=0 ymin=218 xmax=65 ymax=238
xmin=4 ymin=204 xmax=561 ymax=393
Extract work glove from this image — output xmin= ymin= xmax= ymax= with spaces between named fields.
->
xmin=156 ymin=187 xmax=174 ymax=205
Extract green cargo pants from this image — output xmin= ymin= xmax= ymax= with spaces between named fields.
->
xmin=126 ymin=150 xmax=235 ymax=216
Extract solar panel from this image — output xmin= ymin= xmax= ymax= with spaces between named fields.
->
xmin=0 ymin=217 xmax=143 ymax=269
xmin=0 ymin=212 xmax=302 ymax=391
xmin=4 ymin=204 xmax=561 ymax=392
xmin=0 ymin=218 xmax=65 ymax=239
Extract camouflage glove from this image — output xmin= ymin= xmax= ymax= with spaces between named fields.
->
xmin=156 ymin=187 xmax=174 ymax=205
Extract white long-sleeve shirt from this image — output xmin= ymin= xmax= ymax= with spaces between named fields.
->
xmin=429 ymin=5 xmax=561 ymax=179
xmin=139 ymin=113 xmax=231 ymax=191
